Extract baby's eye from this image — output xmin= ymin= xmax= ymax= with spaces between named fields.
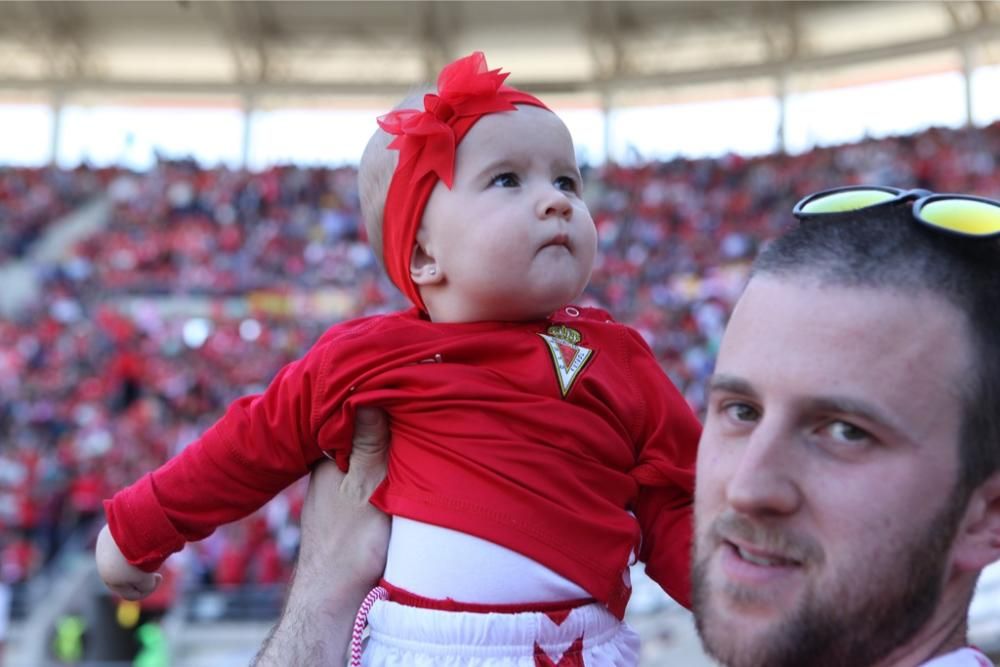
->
xmin=490 ymin=172 xmax=520 ymax=188
xmin=554 ymin=175 xmax=580 ymax=194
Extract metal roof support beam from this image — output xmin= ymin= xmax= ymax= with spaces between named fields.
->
xmin=49 ymin=87 xmax=64 ymax=167
xmin=962 ymin=43 xmax=975 ymax=127
xmin=199 ymin=2 xmax=253 ymax=84
xmin=253 ymin=3 xmax=285 ymax=83
xmin=4 ymin=1 xmax=88 ymax=82
xmin=757 ymin=3 xmax=797 ymax=156
xmin=756 ymin=1 xmax=799 ymax=65
xmin=420 ymin=2 xmax=453 ymax=82
xmin=598 ymin=20 xmax=1000 ymax=92
xmin=600 ymin=89 xmax=613 ymax=164
xmin=977 ymin=0 xmax=996 ymax=22
xmin=29 ymin=1 xmax=90 ymax=80
xmin=943 ymin=1 xmax=967 ymax=30
xmin=2 ymin=19 xmax=1000 ymax=99
xmin=241 ymin=92 xmax=254 ymax=170
xmin=775 ymin=68 xmax=788 ymax=155
xmin=585 ymin=2 xmax=628 ymax=81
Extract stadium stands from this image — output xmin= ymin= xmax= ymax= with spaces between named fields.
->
xmin=2 ymin=121 xmax=1000 ymax=661
xmin=0 ymin=168 xmax=113 ymax=264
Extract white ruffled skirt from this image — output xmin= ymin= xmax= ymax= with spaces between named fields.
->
xmin=362 ymin=600 xmax=639 ymax=666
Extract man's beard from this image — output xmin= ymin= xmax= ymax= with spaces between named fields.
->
xmin=692 ymin=486 xmax=967 ymax=667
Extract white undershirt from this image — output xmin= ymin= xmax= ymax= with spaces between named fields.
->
xmin=921 ymin=648 xmax=994 ymax=666
xmin=383 ymin=517 xmax=590 ymax=603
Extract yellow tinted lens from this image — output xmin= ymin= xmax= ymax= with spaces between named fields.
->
xmin=801 ymin=189 xmax=898 ymax=214
xmin=920 ymin=199 xmax=1000 ymax=237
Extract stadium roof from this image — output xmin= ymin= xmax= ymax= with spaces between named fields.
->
xmin=2 ymin=1 xmax=1000 ymax=108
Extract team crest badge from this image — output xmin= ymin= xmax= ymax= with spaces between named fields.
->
xmin=539 ymin=325 xmax=594 ymax=397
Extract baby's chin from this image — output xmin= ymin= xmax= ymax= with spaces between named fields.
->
xmin=455 ymin=280 xmax=590 ymax=322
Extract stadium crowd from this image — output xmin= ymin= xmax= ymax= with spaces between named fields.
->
xmin=72 ymin=163 xmax=370 ymax=296
xmin=2 ymin=121 xmax=1000 ymax=613
xmin=0 ymin=167 xmax=113 ymax=264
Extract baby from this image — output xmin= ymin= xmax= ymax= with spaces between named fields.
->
xmin=97 ymin=52 xmax=700 ymax=665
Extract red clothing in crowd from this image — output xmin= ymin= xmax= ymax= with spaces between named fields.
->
xmin=252 ymin=541 xmax=286 ymax=585
xmin=105 ymin=306 xmax=700 ymax=618
xmin=214 ymin=542 xmax=249 ymax=589
xmin=69 ymin=472 xmax=105 ymax=515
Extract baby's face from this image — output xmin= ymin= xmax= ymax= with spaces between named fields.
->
xmin=419 ymin=106 xmax=597 ymax=322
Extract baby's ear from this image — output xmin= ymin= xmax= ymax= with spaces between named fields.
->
xmin=410 ymin=237 xmax=443 ymax=285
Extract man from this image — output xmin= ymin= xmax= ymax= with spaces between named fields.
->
xmin=691 ymin=191 xmax=1000 ymax=667
xmin=254 ymin=190 xmax=1000 ymax=666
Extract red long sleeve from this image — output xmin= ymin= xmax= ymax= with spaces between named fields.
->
xmin=104 ymin=321 xmax=360 ymax=570
xmin=104 ymin=307 xmax=701 ymax=616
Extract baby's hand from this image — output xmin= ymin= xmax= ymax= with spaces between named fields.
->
xmin=95 ymin=524 xmax=162 ymax=601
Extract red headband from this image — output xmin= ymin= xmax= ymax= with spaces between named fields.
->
xmin=377 ymin=51 xmax=548 ymax=311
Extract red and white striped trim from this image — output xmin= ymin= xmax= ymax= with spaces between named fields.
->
xmin=349 ymin=585 xmax=388 ymax=667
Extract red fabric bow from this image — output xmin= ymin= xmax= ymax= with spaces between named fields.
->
xmin=377 ymin=51 xmax=548 ymax=312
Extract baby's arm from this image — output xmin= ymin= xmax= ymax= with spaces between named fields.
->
xmin=625 ymin=326 xmax=702 ymax=608
xmin=635 ymin=481 xmax=696 ymax=608
xmin=102 ymin=336 xmax=352 ymax=580
xmin=95 ymin=524 xmax=162 ymax=600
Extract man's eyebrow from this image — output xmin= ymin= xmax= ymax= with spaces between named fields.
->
xmin=801 ymin=396 xmax=902 ymax=434
xmin=707 ymin=374 xmax=904 ymax=434
xmin=706 ymin=374 xmax=758 ymax=398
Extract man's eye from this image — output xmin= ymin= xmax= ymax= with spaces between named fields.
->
xmin=555 ymin=176 xmax=579 ymax=193
xmin=723 ymin=402 xmax=759 ymax=423
xmin=490 ymin=172 xmax=519 ymax=188
xmin=823 ymin=420 xmax=871 ymax=444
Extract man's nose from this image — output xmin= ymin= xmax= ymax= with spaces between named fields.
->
xmin=725 ymin=423 xmax=802 ymax=518
xmin=536 ymin=187 xmax=573 ymax=220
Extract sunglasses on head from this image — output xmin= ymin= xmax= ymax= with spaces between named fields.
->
xmin=792 ymin=185 xmax=1000 ymax=239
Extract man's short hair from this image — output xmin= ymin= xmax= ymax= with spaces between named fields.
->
xmin=752 ymin=203 xmax=1000 ymax=500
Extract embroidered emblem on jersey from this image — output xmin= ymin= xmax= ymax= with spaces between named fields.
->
xmin=539 ymin=325 xmax=594 ymax=398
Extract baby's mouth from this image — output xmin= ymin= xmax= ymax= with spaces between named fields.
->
xmin=541 ymin=233 xmax=571 ymax=250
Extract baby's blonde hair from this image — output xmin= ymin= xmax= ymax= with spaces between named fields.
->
xmin=358 ymin=88 xmax=433 ymax=269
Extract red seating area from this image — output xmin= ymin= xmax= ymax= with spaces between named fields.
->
xmin=3 ymin=121 xmax=1000 ymax=595
xmin=0 ymin=166 xmax=115 ymax=263
xmin=69 ymin=163 xmax=370 ymax=296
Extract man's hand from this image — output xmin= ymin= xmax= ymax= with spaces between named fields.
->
xmin=96 ymin=524 xmax=162 ymax=601
xmin=252 ymin=407 xmax=391 ymax=666
xmin=299 ymin=407 xmax=391 ymax=582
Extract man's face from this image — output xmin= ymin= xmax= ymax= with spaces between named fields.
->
xmin=693 ymin=276 xmax=972 ymax=667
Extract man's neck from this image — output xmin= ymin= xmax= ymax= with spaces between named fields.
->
xmin=870 ymin=588 xmax=971 ymax=667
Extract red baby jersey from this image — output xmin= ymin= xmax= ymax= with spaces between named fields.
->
xmin=105 ymin=306 xmax=701 ymax=618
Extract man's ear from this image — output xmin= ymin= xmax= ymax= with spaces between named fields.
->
xmin=410 ymin=230 xmax=443 ymax=285
xmin=950 ymin=470 xmax=1000 ymax=573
